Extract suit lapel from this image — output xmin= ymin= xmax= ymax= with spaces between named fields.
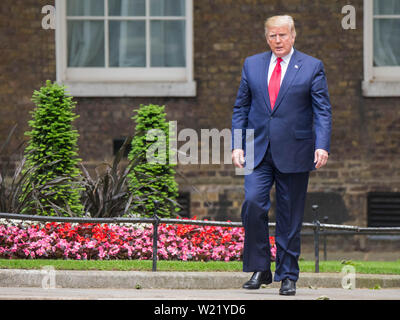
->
xmin=271 ymin=49 xmax=303 ymax=115
xmin=262 ymin=51 xmax=273 ymax=113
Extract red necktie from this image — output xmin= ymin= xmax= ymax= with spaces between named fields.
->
xmin=268 ymin=57 xmax=283 ymax=110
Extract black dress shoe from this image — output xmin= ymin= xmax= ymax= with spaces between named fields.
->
xmin=242 ymin=271 xmax=272 ymax=290
xmin=279 ymin=278 xmax=296 ymax=296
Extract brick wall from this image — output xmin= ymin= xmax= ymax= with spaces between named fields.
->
xmin=0 ymin=0 xmax=55 ymax=147
xmin=1 ymin=0 xmax=400 ymax=227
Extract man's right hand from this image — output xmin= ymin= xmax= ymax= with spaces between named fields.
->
xmin=232 ymin=149 xmax=245 ymax=168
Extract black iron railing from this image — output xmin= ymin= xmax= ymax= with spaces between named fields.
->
xmin=1 ymin=206 xmax=400 ymax=273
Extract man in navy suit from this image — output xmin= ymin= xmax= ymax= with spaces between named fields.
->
xmin=231 ymin=15 xmax=332 ymax=296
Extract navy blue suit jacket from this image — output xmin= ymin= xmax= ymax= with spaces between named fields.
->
xmin=232 ymin=49 xmax=332 ymax=173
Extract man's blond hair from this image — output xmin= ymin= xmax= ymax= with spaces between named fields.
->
xmin=265 ymin=15 xmax=296 ymax=37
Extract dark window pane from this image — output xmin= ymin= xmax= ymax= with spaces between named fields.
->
xmin=109 ymin=21 xmax=146 ymax=67
xmin=68 ymin=21 xmax=105 ymax=67
xmin=150 ymin=0 xmax=185 ymax=16
xmin=67 ymin=0 xmax=104 ymax=16
xmin=151 ymin=20 xmax=186 ymax=67
xmin=108 ymin=0 xmax=145 ymax=16
xmin=373 ymin=0 xmax=400 ymax=15
xmin=373 ymin=19 xmax=400 ymax=66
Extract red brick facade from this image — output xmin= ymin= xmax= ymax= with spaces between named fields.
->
xmin=1 ymin=0 xmax=400 ymax=228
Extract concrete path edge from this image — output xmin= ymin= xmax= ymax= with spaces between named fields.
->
xmin=0 ymin=269 xmax=399 ymax=290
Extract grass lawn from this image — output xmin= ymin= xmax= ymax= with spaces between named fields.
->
xmin=0 ymin=259 xmax=399 ymax=275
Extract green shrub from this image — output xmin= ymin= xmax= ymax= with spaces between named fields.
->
xmin=0 ymin=124 xmax=71 ymax=214
xmin=127 ymin=104 xmax=179 ymax=218
xmin=20 ymin=80 xmax=84 ymax=216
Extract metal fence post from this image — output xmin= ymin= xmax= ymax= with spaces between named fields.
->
xmin=152 ymin=201 xmax=160 ymax=272
xmin=312 ymin=205 xmax=320 ymax=273
xmin=323 ymin=216 xmax=328 ymax=261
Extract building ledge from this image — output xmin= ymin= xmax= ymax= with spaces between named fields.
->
xmin=60 ymin=81 xmax=197 ymax=98
xmin=362 ymin=80 xmax=400 ymax=97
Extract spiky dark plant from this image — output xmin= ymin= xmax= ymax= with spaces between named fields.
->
xmin=79 ymin=136 xmax=162 ymax=218
xmin=0 ymin=124 xmax=76 ymax=215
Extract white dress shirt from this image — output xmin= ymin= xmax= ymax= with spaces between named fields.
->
xmin=268 ymin=47 xmax=294 ymax=85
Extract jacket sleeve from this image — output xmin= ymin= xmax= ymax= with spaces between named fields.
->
xmin=231 ymin=58 xmax=252 ymax=151
xmin=311 ymin=61 xmax=332 ymax=153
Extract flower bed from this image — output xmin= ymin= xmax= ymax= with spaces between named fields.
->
xmin=0 ymin=218 xmax=276 ymax=262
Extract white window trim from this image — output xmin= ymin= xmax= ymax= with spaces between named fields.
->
xmin=362 ymin=0 xmax=400 ymax=97
xmin=55 ymin=0 xmax=196 ymax=97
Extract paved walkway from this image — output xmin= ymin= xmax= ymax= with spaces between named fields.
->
xmin=0 ymin=269 xmax=399 ymax=300
xmin=0 ymin=287 xmax=399 ymax=300
xmin=1 ymin=269 xmax=400 ymax=289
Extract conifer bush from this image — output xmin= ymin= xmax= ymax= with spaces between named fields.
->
xmin=20 ymin=80 xmax=84 ymax=216
xmin=127 ymin=104 xmax=179 ymax=218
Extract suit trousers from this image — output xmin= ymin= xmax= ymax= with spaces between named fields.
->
xmin=241 ymin=145 xmax=310 ymax=282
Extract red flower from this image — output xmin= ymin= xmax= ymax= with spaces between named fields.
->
xmin=269 ymin=236 xmax=275 ymax=247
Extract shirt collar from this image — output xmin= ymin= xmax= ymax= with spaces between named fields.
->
xmin=271 ymin=47 xmax=294 ymax=64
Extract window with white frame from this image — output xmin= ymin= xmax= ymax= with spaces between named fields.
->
xmin=363 ymin=0 xmax=400 ymax=97
xmin=55 ymin=0 xmax=196 ymax=97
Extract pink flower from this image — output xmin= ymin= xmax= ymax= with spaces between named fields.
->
xmin=0 ymin=220 xmax=274 ymax=263
xmin=98 ymin=246 xmax=105 ymax=259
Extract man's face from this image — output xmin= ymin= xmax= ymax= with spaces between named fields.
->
xmin=266 ymin=25 xmax=295 ymax=57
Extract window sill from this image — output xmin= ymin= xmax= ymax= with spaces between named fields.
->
xmin=60 ymin=81 xmax=197 ymax=97
xmin=362 ymin=80 xmax=400 ymax=97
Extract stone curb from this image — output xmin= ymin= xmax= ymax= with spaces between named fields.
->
xmin=0 ymin=269 xmax=400 ymax=289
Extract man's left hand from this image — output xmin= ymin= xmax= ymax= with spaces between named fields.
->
xmin=314 ymin=149 xmax=329 ymax=169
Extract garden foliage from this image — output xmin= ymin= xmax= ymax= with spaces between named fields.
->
xmin=79 ymin=136 xmax=151 ymax=218
xmin=0 ymin=217 xmax=277 ymax=262
xmin=20 ymin=80 xmax=83 ymax=216
xmin=1 ymin=125 xmax=75 ymax=215
xmin=127 ymin=104 xmax=179 ymax=218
